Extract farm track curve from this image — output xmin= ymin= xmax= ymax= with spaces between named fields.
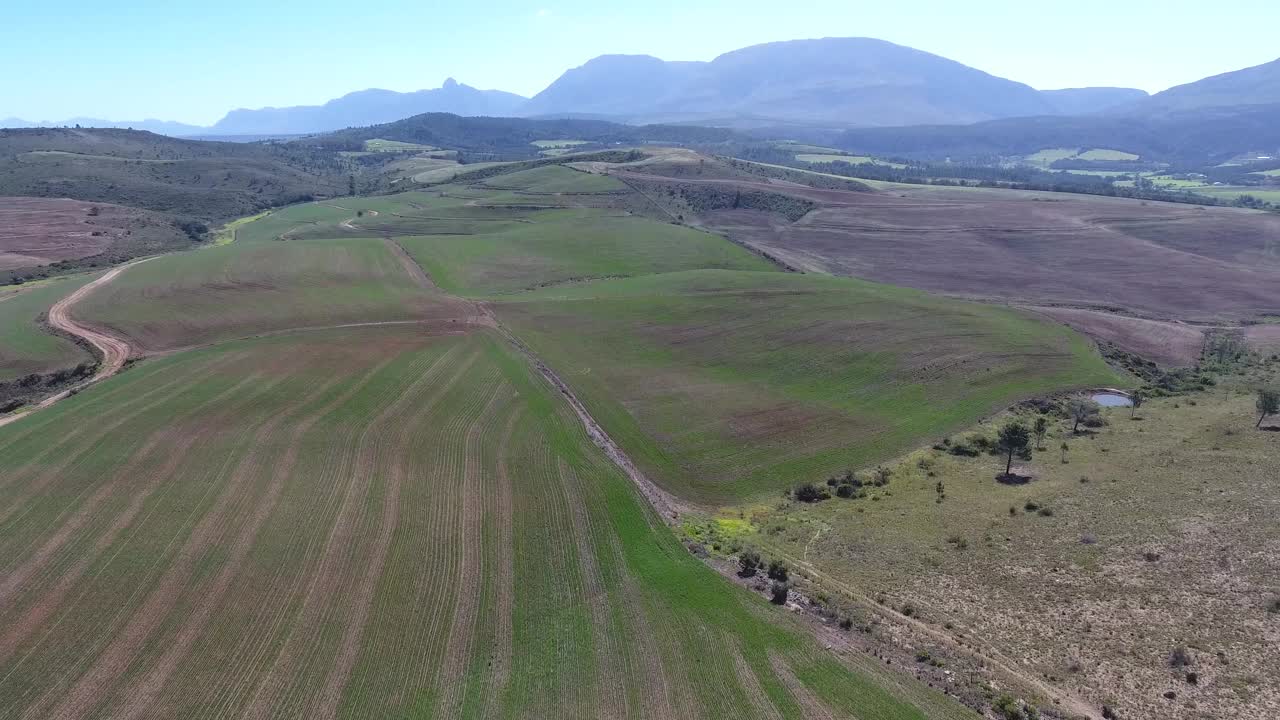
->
xmin=0 ymin=260 xmax=151 ymax=429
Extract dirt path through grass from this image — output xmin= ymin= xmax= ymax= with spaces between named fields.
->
xmin=0 ymin=260 xmax=148 ymax=428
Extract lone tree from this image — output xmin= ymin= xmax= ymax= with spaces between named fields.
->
xmin=1032 ymin=416 xmax=1049 ymax=449
xmin=1068 ymin=398 xmax=1101 ymax=433
xmin=1060 ymin=441 xmax=1069 ymax=464
xmin=1130 ymin=389 xmax=1145 ymax=419
xmin=996 ymin=421 xmax=1031 ymax=477
xmin=1257 ymin=388 xmax=1280 ymax=429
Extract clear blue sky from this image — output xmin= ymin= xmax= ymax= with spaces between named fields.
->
xmin=4 ymin=0 xmax=1278 ymax=125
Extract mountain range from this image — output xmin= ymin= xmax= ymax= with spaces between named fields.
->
xmin=520 ymin=38 xmax=1147 ymax=126
xmin=5 ymin=39 xmax=1279 ymax=139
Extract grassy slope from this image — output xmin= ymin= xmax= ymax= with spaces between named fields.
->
xmin=747 ymin=378 xmax=1280 ymax=720
xmin=0 ymin=274 xmax=96 ymax=380
xmin=497 ymin=270 xmax=1121 ymax=504
xmin=400 ymin=214 xmax=777 ymax=296
xmin=0 ymin=325 xmax=968 ymax=720
xmin=70 ymin=198 xmax=473 ymax=351
xmin=0 ymin=128 xmax=344 ymax=222
xmin=74 ymin=231 xmax=469 ymax=351
xmin=477 ymin=164 xmax=627 ymax=193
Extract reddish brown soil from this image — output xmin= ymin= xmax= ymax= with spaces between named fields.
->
xmin=0 ymin=197 xmax=144 ymax=270
xmin=697 ymin=186 xmax=1280 ymax=323
xmin=1026 ymin=307 xmax=1207 ymax=367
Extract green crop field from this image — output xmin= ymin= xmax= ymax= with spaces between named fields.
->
xmin=1077 ymin=148 xmax=1139 ymax=161
xmin=399 ymin=213 xmax=776 ymax=296
xmin=477 ymin=164 xmax=628 ymax=193
xmin=364 ymin=138 xmax=439 ymax=153
xmin=1023 ymin=148 xmax=1080 ymax=166
xmin=0 ymin=324 xmax=968 ymax=720
xmin=495 ymin=270 xmax=1120 ymax=504
xmin=0 ymin=274 xmax=96 ymax=380
xmin=531 ymin=139 xmax=590 ymax=148
xmin=796 ymin=154 xmax=906 ymax=168
xmin=73 ymin=234 xmax=472 ymax=351
xmin=775 ymin=142 xmax=844 ymax=154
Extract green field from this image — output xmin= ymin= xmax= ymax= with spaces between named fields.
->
xmin=1024 ymin=147 xmax=1138 ymax=166
xmin=1023 ymin=148 xmax=1080 ymax=166
xmin=1077 ymin=148 xmax=1139 ymax=161
xmin=796 ymin=154 xmax=906 ymax=169
xmin=0 ymin=154 xmax=1144 ymax=718
xmin=364 ymin=138 xmax=439 ymax=153
xmin=531 ymin=139 xmax=591 ymax=149
xmin=0 ymin=323 xmax=969 ymax=719
xmin=0 ymin=274 xmax=96 ymax=380
xmin=478 ymin=164 xmax=628 ymax=193
xmin=74 ymin=233 xmax=471 ymax=351
xmin=400 ymin=214 xmax=776 ymax=295
xmin=496 ymin=270 xmax=1120 ymax=503
xmin=1253 ymin=168 xmax=1280 ymax=177
xmin=775 ymin=142 xmax=845 ymax=154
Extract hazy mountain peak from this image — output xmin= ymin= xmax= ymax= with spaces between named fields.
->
xmin=1136 ymin=56 xmax=1280 ymax=113
xmin=524 ymin=36 xmax=1054 ymax=126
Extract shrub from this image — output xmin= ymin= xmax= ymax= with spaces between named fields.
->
xmin=835 ymin=483 xmax=856 ymax=499
xmin=793 ymin=483 xmax=829 ymax=503
xmin=769 ymin=581 xmax=789 ymax=605
xmin=767 ymin=560 xmax=789 ymax=582
xmin=738 ymin=550 xmax=761 ymax=578
xmin=1037 ymin=507 xmax=1054 ymax=517
xmin=838 ymin=617 xmax=853 ymax=631
xmin=1169 ymin=646 xmax=1192 ymax=668
xmin=872 ymin=467 xmax=892 ymax=486
xmin=1024 ymin=501 xmax=1041 ymax=512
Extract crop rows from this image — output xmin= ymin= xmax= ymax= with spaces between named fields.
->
xmin=0 ymin=325 xmax=954 ymax=718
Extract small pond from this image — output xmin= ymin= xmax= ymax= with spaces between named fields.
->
xmin=1092 ymin=392 xmax=1133 ymax=408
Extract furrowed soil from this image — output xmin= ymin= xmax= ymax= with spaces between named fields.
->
xmin=698 ymin=183 xmax=1280 ymax=323
xmin=0 ymin=326 xmax=968 ymax=720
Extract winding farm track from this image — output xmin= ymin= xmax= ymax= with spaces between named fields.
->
xmin=0 ymin=261 xmax=146 ymax=428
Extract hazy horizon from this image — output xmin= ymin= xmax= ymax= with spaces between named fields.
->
xmin=5 ymin=0 xmax=1280 ymax=125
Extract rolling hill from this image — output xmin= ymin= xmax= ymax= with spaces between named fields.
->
xmin=0 ymin=127 xmax=346 ymax=220
xmin=309 ymin=112 xmax=736 ymax=156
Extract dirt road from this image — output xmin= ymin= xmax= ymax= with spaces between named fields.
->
xmin=0 ymin=262 xmax=143 ymax=428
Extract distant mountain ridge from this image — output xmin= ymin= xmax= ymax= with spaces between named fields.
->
xmin=9 ymin=39 xmax=1276 ymax=138
xmin=1039 ymin=87 xmax=1150 ymax=115
xmin=1127 ymin=56 xmax=1280 ymax=114
xmin=524 ymin=38 xmax=1066 ymax=127
xmin=0 ymin=117 xmax=206 ymax=136
xmin=209 ymin=79 xmax=527 ymax=135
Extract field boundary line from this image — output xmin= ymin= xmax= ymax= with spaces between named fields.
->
xmin=487 ymin=318 xmax=691 ymax=523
